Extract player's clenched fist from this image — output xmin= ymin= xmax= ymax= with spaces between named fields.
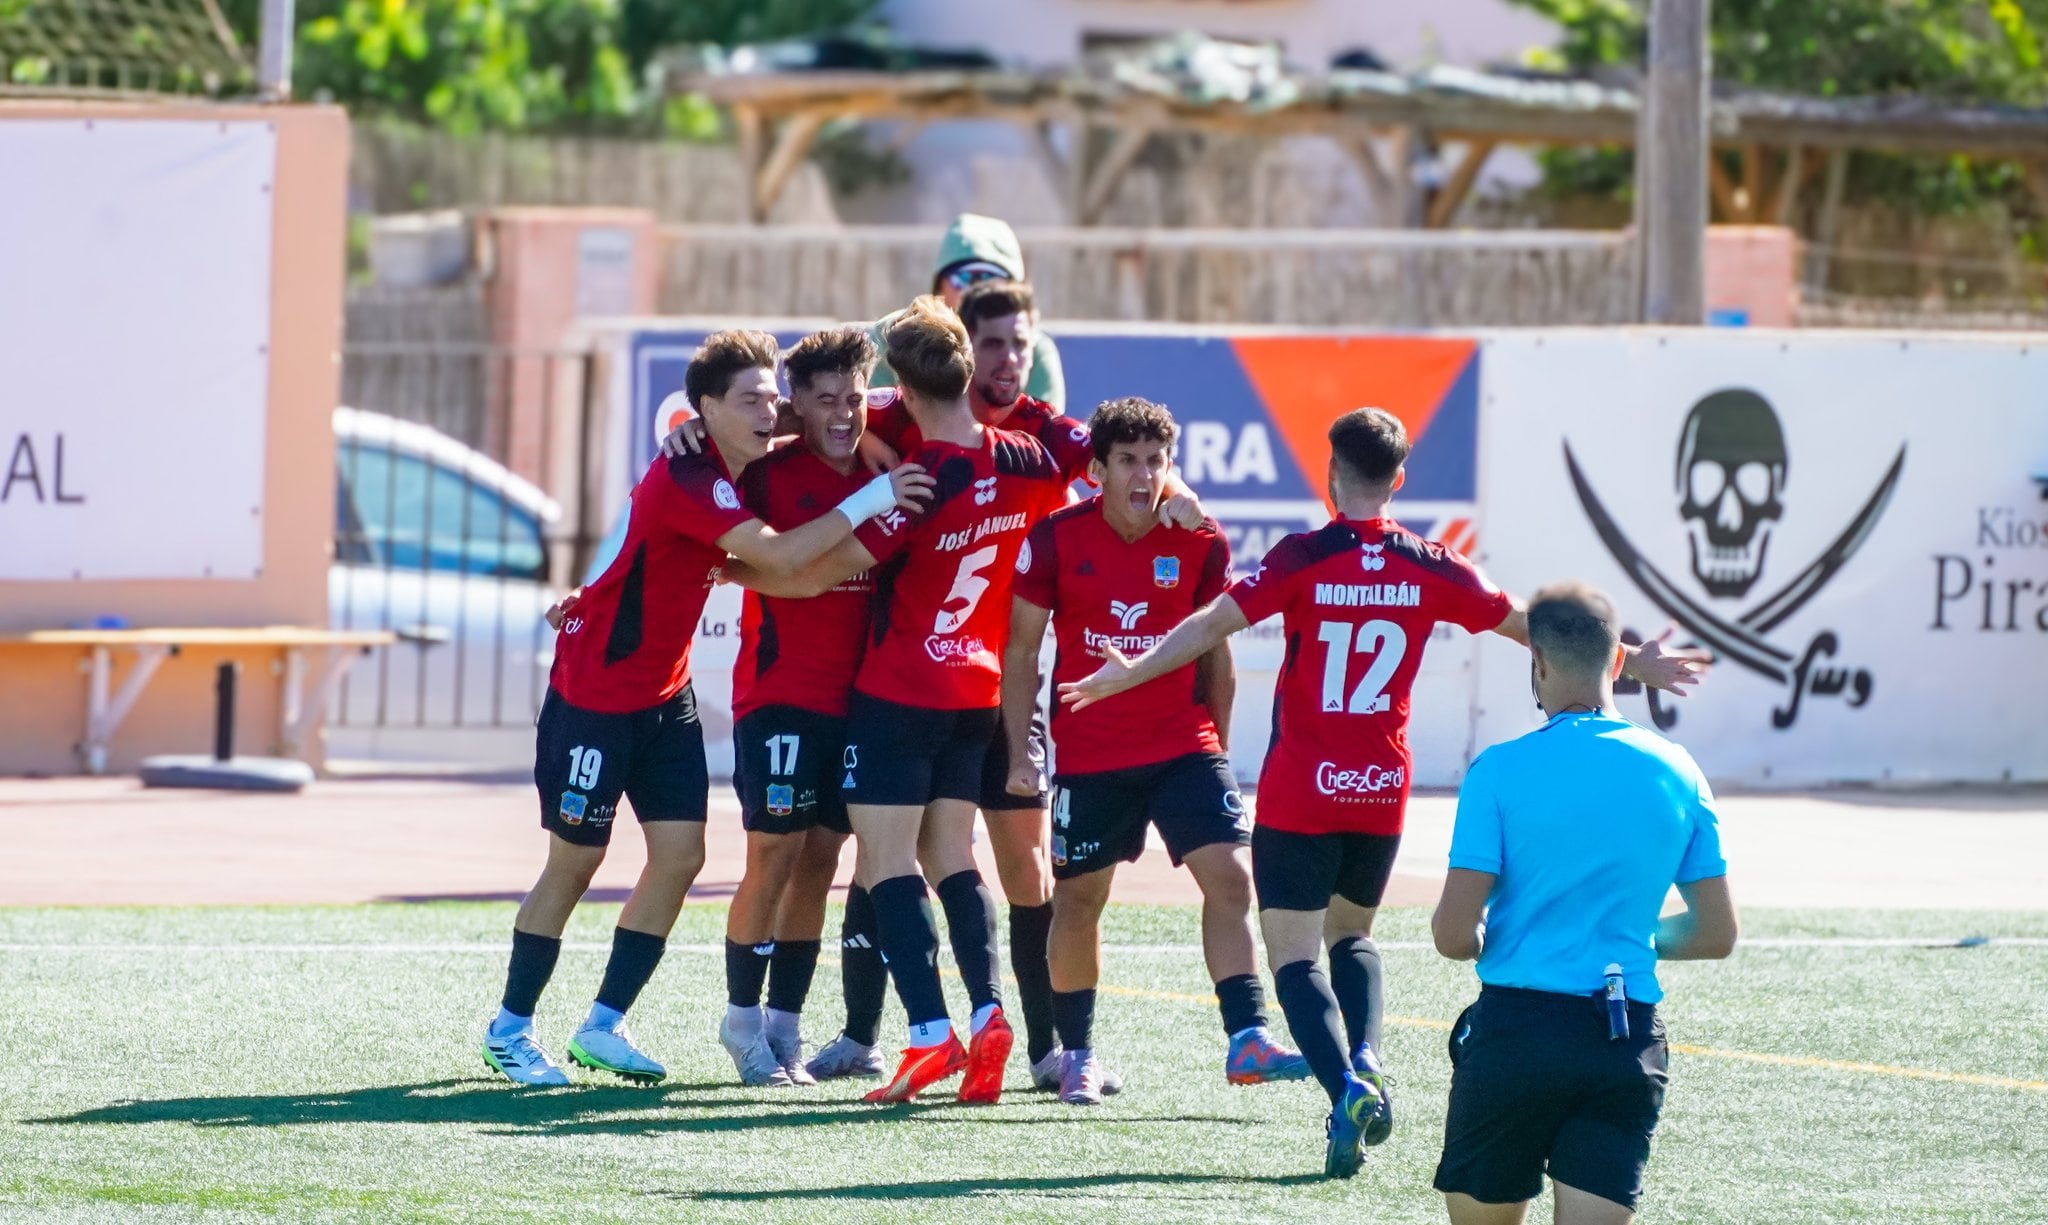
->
xmin=887 ymin=462 xmax=935 ymax=509
xmin=544 ymin=587 xmax=584 ymax=631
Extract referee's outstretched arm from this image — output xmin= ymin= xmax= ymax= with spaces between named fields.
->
xmin=1653 ymin=876 xmax=1739 ymax=961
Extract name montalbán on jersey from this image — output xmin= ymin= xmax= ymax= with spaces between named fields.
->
xmin=1314 ymin=581 xmax=1423 ymax=608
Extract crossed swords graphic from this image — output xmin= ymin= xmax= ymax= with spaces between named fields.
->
xmin=1563 ymin=443 xmax=1907 ymax=730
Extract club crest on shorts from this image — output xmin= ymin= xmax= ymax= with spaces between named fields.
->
xmin=1153 ymin=556 xmax=1180 ymax=588
xmin=1050 ymin=835 xmax=1067 ymax=867
xmin=558 ymin=791 xmax=588 ymax=825
xmin=766 ymin=784 xmax=794 ymax=816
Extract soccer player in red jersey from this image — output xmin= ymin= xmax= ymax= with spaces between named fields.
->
xmin=857 ymin=279 xmax=1205 ymax=1085
xmin=1004 ymin=396 xmax=1310 ymax=1104
xmin=480 ymin=330 xmax=933 ymax=1089
xmin=715 ymin=327 xmax=889 ymax=1088
xmin=1061 ymin=408 xmax=1707 ymax=1174
xmin=728 ymin=297 xmax=1073 ymax=1104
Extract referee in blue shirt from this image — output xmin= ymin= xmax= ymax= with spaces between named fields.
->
xmin=1430 ymin=582 xmax=1738 ymax=1225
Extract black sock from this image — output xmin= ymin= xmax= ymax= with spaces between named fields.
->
xmin=936 ymin=870 xmax=1002 ymax=1014
xmin=766 ymin=940 xmax=821 ymax=1014
xmin=1009 ymin=903 xmax=1056 ymax=1062
xmin=724 ymin=938 xmax=772 ymax=1009
xmin=1274 ymin=959 xmax=1352 ymax=1104
xmin=1214 ymin=972 xmax=1269 ymax=1037
xmin=500 ymin=929 xmax=562 ymax=1018
xmin=841 ymin=885 xmax=887 ymax=1046
xmin=1051 ymin=988 xmax=1096 ymax=1053
xmin=870 ymin=874 xmax=948 ymax=1027
xmin=594 ymin=926 xmax=667 ymax=1015
xmin=1327 ymin=936 xmax=1385 ymax=1055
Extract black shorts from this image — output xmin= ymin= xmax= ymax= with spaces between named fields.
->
xmin=534 ymin=685 xmax=708 ymax=847
xmin=840 ymin=692 xmax=1000 ymax=809
xmin=1050 ymin=752 xmax=1249 ymax=880
xmin=979 ymin=707 xmax=1048 ymax=812
xmin=1250 ymin=825 xmax=1401 ymax=911
xmin=734 ymin=705 xmax=851 ymax=836
xmin=1434 ymin=986 xmax=1669 ymax=1211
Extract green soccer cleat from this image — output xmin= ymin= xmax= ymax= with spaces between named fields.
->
xmin=566 ymin=1023 xmax=667 ymax=1084
xmin=1351 ymin=1043 xmax=1395 ymax=1147
xmin=1324 ymin=1074 xmax=1379 ymax=1180
xmin=481 ymin=1028 xmax=571 ymax=1087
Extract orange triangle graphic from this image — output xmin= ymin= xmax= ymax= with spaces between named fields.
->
xmin=1230 ymin=337 xmax=1477 ymax=504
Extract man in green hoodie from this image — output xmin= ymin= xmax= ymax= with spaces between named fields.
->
xmin=866 ymin=213 xmax=1066 ymax=411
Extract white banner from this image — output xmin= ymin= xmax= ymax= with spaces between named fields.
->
xmin=1472 ymin=330 xmax=2048 ymax=784
xmin=0 ymin=120 xmax=276 ymax=579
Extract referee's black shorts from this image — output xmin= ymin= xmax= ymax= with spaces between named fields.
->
xmin=1434 ymin=985 xmax=1669 ymax=1212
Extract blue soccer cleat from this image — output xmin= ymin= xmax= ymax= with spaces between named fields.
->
xmin=1351 ymin=1043 xmax=1395 ymax=1147
xmin=1324 ymin=1073 xmax=1380 ymax=1179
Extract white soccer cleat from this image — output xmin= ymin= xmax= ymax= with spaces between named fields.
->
xmin=481 ymin=1028 xmax=571 ymax=1087
xmin=1031 ymin=1043 xmax=1123 ymax=1095
xmin=804 ymin=1031 xmax=886 ymax=1081
xmin=767 ymin=1027 xmax=816 ymax=1086
xmin=720 ymin=1015 xmax=795 ymax=1087
xmin=566 ymin=1023 xmax=668 ymax=1084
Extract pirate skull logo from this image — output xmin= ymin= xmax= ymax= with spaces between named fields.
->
xmin=1676 ymin=390 xmax=1786 ymax=598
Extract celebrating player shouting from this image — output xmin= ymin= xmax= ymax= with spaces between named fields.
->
xmin=480 ymin=330 xmax=932 ymax=1088
xmin=718 ymin=327 xmax=888 ymax=1087
xmin=731 ymin=297 xmax=1073 ymax=1104
xmin=1061 ymin=408 xmax=1707 ymax=1174
xmin=1004 ymin=396 xmax=1309 ymax=1104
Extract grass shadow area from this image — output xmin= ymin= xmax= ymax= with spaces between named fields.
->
xmin=669 ymin=1171 xmax=1327 ymax=1204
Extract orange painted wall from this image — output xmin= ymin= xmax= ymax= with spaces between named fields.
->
xmin=0 ymin=102 xmax=349 ymax=775
xmin=1706 ymin=225 xmax=1800 ymax=327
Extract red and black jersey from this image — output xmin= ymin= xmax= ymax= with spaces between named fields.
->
xmin=1014 ymin=499 xmax=1231 ymax=775
xmin=1227 ymin=517 xmax=1512 ymax=836
xmin=866 ymin=387 xmax=1095 ymax=488
xmin=852 ymin=425 xmax=1070 ymax=711
xmin=731 ymin=443 xmax=873 ymax=720
xmin=551 ymin=442 xmax=754 ymax=713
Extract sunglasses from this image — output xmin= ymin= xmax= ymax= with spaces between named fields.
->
xmin=943 ymin=265 xmax=1007 ymax=292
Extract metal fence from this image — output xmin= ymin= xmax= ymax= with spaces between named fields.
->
xmin=659 ymin=224 xmax=1641 ymax=327
xmin=330 ymin=341 xmax=602 ymax=735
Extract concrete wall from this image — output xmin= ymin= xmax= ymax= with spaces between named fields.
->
xmin=0 ymin=102 xmax=349 ymax=776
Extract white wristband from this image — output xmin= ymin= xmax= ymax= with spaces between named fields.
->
xmin=835 ymin=470 xmax=900 ymax=527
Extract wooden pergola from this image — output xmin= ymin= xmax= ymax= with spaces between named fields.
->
xmin=688 ymin=64 xmax=2048 ymax=236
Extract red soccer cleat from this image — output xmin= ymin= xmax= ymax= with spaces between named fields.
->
xmin=956 ymin=1007 xmax=1014 ymax=1104
xmin=862 ymin=1034 xmax=968 ymax=1104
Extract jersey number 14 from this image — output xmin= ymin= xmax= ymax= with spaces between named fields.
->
xmin=1315 ymin=619 xmax=1408 ymax=714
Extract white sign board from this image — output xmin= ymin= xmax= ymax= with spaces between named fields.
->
xmin=1473 ymin=331 xmax=2048 ymax=784
xmin=0 ymin=120 xmax=276 ymax=579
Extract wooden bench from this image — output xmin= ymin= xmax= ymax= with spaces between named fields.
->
xmin=0 ymin=627 xmax=396 ymax=774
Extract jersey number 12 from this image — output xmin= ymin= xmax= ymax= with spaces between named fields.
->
xmin=1315 ymin=619 xmax=1407 ymax=715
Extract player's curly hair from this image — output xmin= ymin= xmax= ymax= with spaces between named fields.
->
xmin=1328 ymin=407 xmax=1410 ymax=487
xmin=685 ymin=329 xmax=780 ymax=410
xmin=885 ymin=295 xmax=973 ymax=401
xmin=785 ymin=326 xmax=877 ymax=391
xmin=956 ymin=279 xmax=1037 ymax=338
xmin=1086 ymin=396 xmax=1177 ymax=464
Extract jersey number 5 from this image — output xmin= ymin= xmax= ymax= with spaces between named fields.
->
xmin=1315 ymin=619 xmax=1408 ymax=714
xmin=934 ymin=545 xmax=999 ymax=635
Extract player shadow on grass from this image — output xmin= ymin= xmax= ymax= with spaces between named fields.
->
xmin=670 ymin=1172 xmax=1326 ymax=1203
xmin=28 ymin=1079 xmax=1242 ymax=1140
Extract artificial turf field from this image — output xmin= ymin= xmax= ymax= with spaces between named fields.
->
xmin=2 ymin=903 xmax=2043 ymax=1223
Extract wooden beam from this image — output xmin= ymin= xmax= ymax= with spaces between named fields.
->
xmin=1739 ymin=142 xmax=1764 ymax=222
xmin=753 ymin=112 xmax=827 ymax=222
xmin=1705 ymin=150 xmax=1741 ymax=223
xmin=731 ymin=104 xmax=765 ymax=223
xmin=1426 ymin=139 xmax=1497 ymax=228
xmin=1335 ymin=135 xmax=1402 ymax=227
xmin=1769 ymin=141 xmax=1808 ymax=224
xmin=1638 ymin=0 xmax=1710 ymax=324
xmin=1080 ymin=116 xmax=1161 ymax=224
xmin=1806 ymin=148 xmax=1851 ymax=290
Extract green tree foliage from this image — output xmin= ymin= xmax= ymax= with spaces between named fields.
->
xmin=212 ymin=0 xmax=876 ymax=134
xmin=1513 ymin=0 xmax=2048 ymax=214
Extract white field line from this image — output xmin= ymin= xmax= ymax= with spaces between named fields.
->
xmin=0 ymin=937 xmax=2044 ymax=954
